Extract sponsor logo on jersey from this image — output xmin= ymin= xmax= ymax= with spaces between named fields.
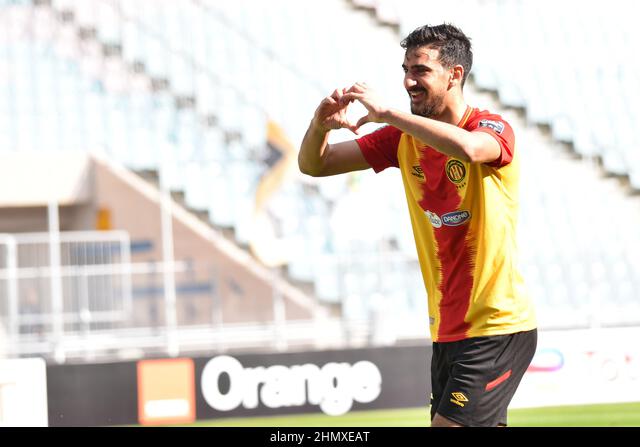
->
xmin=478 ymin=119 xmax=505 ymax=134
xmin=445 ymin=159 xmax=466 ymax=184
xmin=450 ymin=392 xmax=469 ymax=407
xmin=441 ymin=210 xmax=471 ymax=226
xmin=425 ymin=210 xmax=442 ymax=228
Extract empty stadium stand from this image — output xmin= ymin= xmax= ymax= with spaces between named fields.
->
xmin=0 ymin=0 xmax=639 ymax=362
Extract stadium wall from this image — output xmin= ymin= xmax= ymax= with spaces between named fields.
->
xmin=92 ymin=155 xmax=318 ymax=327
xmin=14 ymin=327 xmax=640 ymax=426
xmin=45 ymin=343 xmax=432 ymax=426
xmin=0 ymin=152 xmax=334 ymax=361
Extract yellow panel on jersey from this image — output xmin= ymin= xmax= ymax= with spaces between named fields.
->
xmin=356 ymin=107 xmax=536 ymax=342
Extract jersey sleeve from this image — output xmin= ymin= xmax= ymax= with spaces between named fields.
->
xmin=355 ymin=125 xmax=402 ymax=173
xmin=467 ymin=114 xmax=515 ymax=168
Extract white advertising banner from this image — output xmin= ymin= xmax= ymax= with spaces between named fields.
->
xmin=0 ymin=357 xmax=48 ymax=427
xmin=510 ymin=327 xmax=640 ymax=409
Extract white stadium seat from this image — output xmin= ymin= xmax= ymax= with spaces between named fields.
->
xmin=0 ymin=0 xmax=638 ymax=331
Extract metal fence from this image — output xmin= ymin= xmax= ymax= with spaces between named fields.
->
xmin=4 ymin=226 xmax=638 ymax=365
xmin=0 ymin=231 xmax=133 ymax=361
xmin=0 ymin=230 xmax=430 ymax=364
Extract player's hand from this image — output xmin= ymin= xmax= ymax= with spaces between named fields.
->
xmin=340 ymin=82 xmax=389 ymax=130
xmin=312 ymin=88 xmax=359 ymax=135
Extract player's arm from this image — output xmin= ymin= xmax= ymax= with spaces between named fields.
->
xmin=299 ymin=89 xmax=371 ymax=177
xmin=381 ymin=109 xmax=500 ymax=163
xmin=341 ymin=82 xmax=500 ymax=164
xmin=299 ymin=124 xmax=370 ymax=177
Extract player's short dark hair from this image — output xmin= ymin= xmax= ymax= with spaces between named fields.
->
xmin=400 ymin=23 xmax=473 ymax=87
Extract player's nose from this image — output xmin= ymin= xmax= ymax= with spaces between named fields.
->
xmin=404 ymin=75 xmax=418 ymax=90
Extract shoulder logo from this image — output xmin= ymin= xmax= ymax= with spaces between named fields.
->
xmin=478 ymin=119 xmax=505 ymax=134
xmin=441 ymin=210 xmax=471 ymax=226
xmin=411 ymin=165 xmax=425 ymax=181
xmin=445 ymin=159 xmax=466 ymax=185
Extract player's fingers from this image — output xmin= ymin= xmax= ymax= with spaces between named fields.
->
xmin=340 ymin=92 xmax=362 ymax=104
xmin=341 ymin=87 xmax=355 ymax=103
xmin=346 ymin=83 xmax=366 ymax=94
xmin=355 ymin=81 xmax=369 ymax=92
xmin=322 ymin=92 xmax=338 ymax=104
xmin=342 ymin=88 xmax=355 ymax=104
xmin=356 ymin=114 xmax=370 ymax=129
xmin=345 ymin=120 xmax=360 ymax=135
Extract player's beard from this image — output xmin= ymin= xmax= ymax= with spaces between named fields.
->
xmin=409 ymin=88 xmax=446 ymax=118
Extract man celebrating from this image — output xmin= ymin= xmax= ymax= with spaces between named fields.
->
xmin=298 ymin=24 xmax=537 ymax=427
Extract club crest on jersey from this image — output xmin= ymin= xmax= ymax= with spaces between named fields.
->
xmin=445 ymin=159 xmax=466 ymax=185
xmin=478 ymin=119 xmax=505 ymax=134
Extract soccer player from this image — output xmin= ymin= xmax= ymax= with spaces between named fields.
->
xmin=298 ymin=24 xmax=537 ymax=427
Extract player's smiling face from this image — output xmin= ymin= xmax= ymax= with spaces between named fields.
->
xmin=402 ymin=45 xmax=451 ymax=118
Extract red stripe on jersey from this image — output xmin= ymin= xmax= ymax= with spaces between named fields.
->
xmin=485 ymin=369 xmax=512 ymax=391
xmin=418 ymin=148 xmax=474 ymax=340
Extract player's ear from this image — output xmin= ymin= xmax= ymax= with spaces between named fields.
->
xmin=449 ymin=65 xmax=464 ymax=90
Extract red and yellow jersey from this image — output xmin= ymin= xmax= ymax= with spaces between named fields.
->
xmin=356 ymin=106 xmax=536 ymax=342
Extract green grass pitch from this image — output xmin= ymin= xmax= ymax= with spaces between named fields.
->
xmin=177 ymin=402 xmax=640 ymax=427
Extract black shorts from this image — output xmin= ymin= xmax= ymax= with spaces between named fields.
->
xmin=430 ymin=329 xmax=537 ymax=427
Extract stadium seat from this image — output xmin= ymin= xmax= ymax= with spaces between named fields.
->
xmin=1 ymin=0 xmax=639 ymax=334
